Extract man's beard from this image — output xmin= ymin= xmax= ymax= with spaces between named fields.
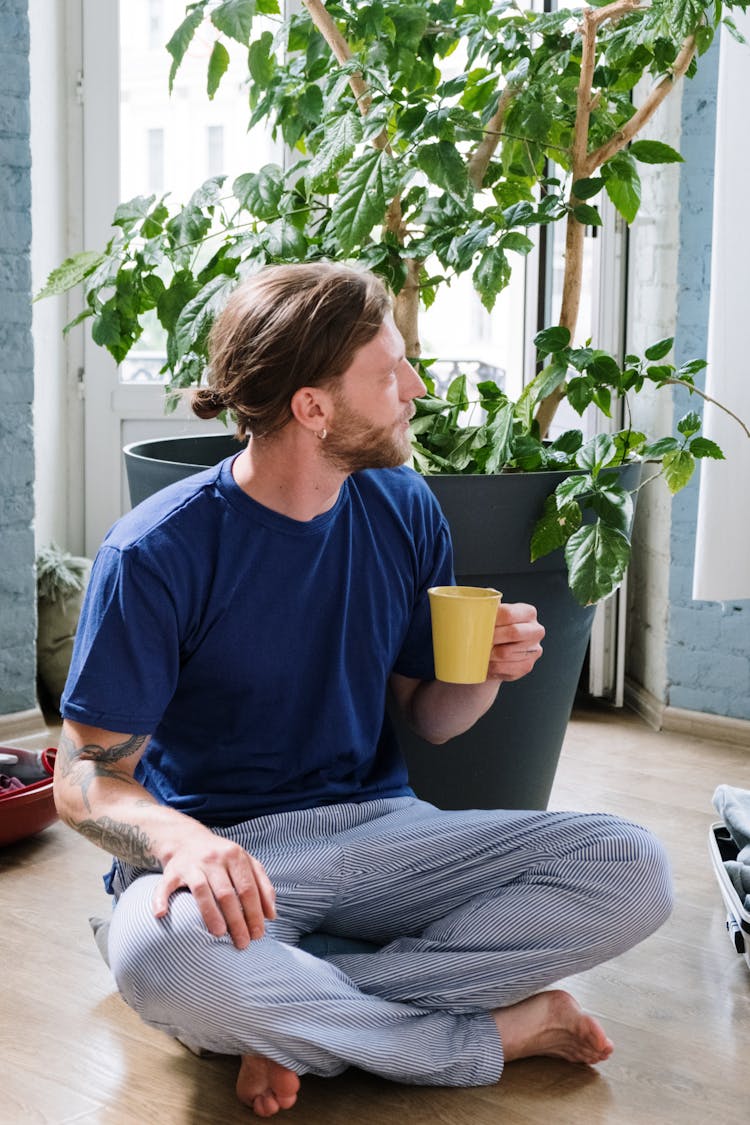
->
xmin=321 ymin=397 xmax=413 ymax=474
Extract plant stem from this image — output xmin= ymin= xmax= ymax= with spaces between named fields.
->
xmin=534 ymin=6 xmax=601 ymax=438
xmin=467 ymin=86 xmax=519 ymax=189
xmin=587 ymin=33 xmax=697 ymax=173
xmin=395 ymin=259 xmax=423 ymax=358
xmin=534 ymin=1 xmax=695 ymax=439
xmin=301 ymin=0 xmax=372 ymax=116
xmin=664 ymin=378 xmax=750 ymax=439
xmin=302 ymin=0 xmax=422 ymax=349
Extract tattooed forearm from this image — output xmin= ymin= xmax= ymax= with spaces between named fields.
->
xmin=70 ymin=815 xmax=161 ymax=869
xmin=57 ymin=731 xmax=148 ymax=811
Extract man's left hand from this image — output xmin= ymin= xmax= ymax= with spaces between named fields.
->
xmin=486 ymin=601 xmax=545 ymax=682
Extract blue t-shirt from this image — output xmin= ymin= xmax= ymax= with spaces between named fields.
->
xmin=61 ymin=457 xmax=453 ymax=825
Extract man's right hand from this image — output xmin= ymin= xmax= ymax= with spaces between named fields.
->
xmin=153 ymin=830 xmax=277 ymax=949
xmin=56 ymin=719 xmax=276 ymax=950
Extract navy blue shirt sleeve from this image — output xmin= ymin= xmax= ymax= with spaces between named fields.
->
xmin=61 ymin=544 xmax=181 ymax=734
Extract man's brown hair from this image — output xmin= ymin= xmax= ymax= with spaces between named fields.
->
xmin=192 ymin=263 xmax=392 ymax=440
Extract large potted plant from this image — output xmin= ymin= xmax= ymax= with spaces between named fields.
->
xmin=39 ymin=0 xmax=748 ymax=808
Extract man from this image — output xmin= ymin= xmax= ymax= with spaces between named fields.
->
xmin=55 ymin=263 xmax=672 ymax=1118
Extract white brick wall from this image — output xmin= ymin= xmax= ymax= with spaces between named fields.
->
xmin=625 ymin=87 xmax=683 ymax=704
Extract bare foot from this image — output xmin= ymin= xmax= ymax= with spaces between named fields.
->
xmin=236 ymin=1055 xmax=301 ymax=1118
xmin=494 ymin=989 xmax=614 ymax=1067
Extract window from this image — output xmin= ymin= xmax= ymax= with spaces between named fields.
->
xmin=206 ymin=125 xmax=224 ymax=179
xmin=148 ymin=0 xmax=163 ymax=51
xmin=147 ymin=127 xmax=164 ymax=193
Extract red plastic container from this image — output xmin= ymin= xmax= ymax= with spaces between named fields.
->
xmin=0 ymin=747 xmax=58 ymax=847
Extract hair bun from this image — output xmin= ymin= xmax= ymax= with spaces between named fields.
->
xmin=191 ymin=385 xmax=226 ymax=420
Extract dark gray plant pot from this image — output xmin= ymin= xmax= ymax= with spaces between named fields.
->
xmin=124 ymin=433 xmax=245 ymax=507
xmin=123 ymin=434 xmax=641 ymax=812
xmin=401 ymin=466 xmax=641 ymax=810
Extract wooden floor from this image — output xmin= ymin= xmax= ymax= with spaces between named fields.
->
xmin=2 ymin=705 xmax=749 ymax=1124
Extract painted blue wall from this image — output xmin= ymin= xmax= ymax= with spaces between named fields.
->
xmin=669 ymin=38 xmax=750 ymax=721
xmin=0 ymin=0 xmax=36 ymax=715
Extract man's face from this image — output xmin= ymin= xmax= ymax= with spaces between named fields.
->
xmin=321 ymin=314 xmax=427 ymax=474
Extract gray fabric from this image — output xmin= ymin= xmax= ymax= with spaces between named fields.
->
xmin=713 ymin=785 xmax=750 ymax=861
xmin=712 ymin=785 xmax=750 ymax=910
xmin=103 ymin=798 xmax=672 ymax=1084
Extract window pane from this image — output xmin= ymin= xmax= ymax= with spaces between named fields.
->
xmin=118 ymin=0 xmax=280 ymax=383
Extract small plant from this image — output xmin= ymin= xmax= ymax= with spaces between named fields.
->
xmin=411 ymin=327 xmax=737 ymax=602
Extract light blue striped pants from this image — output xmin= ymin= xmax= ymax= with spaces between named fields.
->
xmin=107 ymin=797 xmax=673 ymax=1086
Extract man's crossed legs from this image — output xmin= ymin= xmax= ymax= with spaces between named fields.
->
xmin=107 ymin=798 xmax=673 ymax=1116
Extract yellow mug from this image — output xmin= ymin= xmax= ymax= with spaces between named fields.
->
xmin=428 ymin=586 xmax=502 ymax=684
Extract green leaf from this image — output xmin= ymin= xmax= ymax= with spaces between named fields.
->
xmin=642 ymin=436 xmax=680 ymax=458
xmin=688 ymin=437 xmax=725 ymax=460
xmin=605 ymin=169 xmax=641 ymax=223
xmin=210 ymin=0 xmax=256 ymax=45
xmin=644 ymin=337 xmax=674 ymax=361
xmin=446 ymin=374 xmax=468 ymax=407
xmin=416 ymin=141 xmax=469 ymax=200
xmin=612 ymin=430 xmax=646 ymax=462
xmin=306 ymin=112 xmax=362 ymax=189
xmin=555 ymin=474 xmax=593 ymax=503
xmin=233 ymin=164 xmax=284 ymax=218
xmin=586 ymin=353 xmax=621 ymax=384
xmin=113 ymin=194 xmax=156 ymax=231
xmin=483 ymin=403 xmax=515 ymax=473
xmin=262 ymin=217 xmax=307 ymax=258
xmin=722 ymin=16 xmax=748 ymax=46
xmin=592 ymin=386 xmax=612 ymax=416
xmin=157 ymin=271 xmax=200 ymax=332
xmin=565 ymin=523 xmax=631 ymax=605
xmin=35 ymin=250 xmax=105 ymax=300
xmin=248 ymin=30 xmax=275 ymax=86
xmin=528 ymin=357 xmax=568 ymax=405
xmin=500 ymin=231 xmax=534 ymax=255
xmin=511 ymin=434 xmax=545 ymax=471
xmin=445 ymin=427 xmax=483 ymax=471
xmin=695 ymin=24 xmax=715 ymax=53
xmin=591 ymin=483 xmax=634 ymax=534
xmin=576 ymin=434 xmax=615 ymax=476
xmin=572 ymin=178 xmax=604 ymax=201
xmin=334 ymin=148 xmax=401 ymax=254
xmin=173 ymin=275 xmax=235 ymax=362
xmin=567 ymin=376 xmax=593 ymax=415
xmin=166 ymin=7 xmax=205 ymax=93
xmin=678 ymin=358 xmax=708 ymax=377
xmin=551 ymin=430 xmax=584 ymax=455
xmin=646 ymin=364 xmax=674 ymax=382
xmin=662 ymin=448 xmax=695 ymax=492
xmin=629 ymin=140 xmax=684 ymax=165
xmin=531 ymin=495 xmax=582 ymax=562
xmin=677 ymin=410 xmax=701 ymax=438
xmin=572 ymin=203 xmax=603 ymax=227
xmin=141 ymin=201 xmax=170 ymax=239
xmin=473 ymin=246 xmax=511 ymax=312
xmin=207 ymin=40 xmax=230 ymax=99
xmin=61 ymin=307 xmax=94 ymax=335
xmin=534 ymin=326 xmax=571 ymax=355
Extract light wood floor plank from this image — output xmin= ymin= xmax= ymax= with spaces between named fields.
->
xmin=2 ymin=705 xmax=748 ymax=1123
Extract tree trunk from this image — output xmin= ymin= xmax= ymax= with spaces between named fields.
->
xmin=535 ymin=210 xmax=586 ymax=437
xmin=393 ymin=259 xmax=422 ymax=358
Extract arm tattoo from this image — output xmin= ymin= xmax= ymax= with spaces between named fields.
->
xmin=57 ymin=731 xmax=148 ymax=811
xmin=70 ymin=815 xmax=161 ymax=870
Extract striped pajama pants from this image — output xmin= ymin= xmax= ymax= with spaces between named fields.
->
xmin=107 ymin=797 xmax=673 ymax=1087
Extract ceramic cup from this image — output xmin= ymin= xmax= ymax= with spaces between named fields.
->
xmin=428 ymin=585 xmax=502 ymax=684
